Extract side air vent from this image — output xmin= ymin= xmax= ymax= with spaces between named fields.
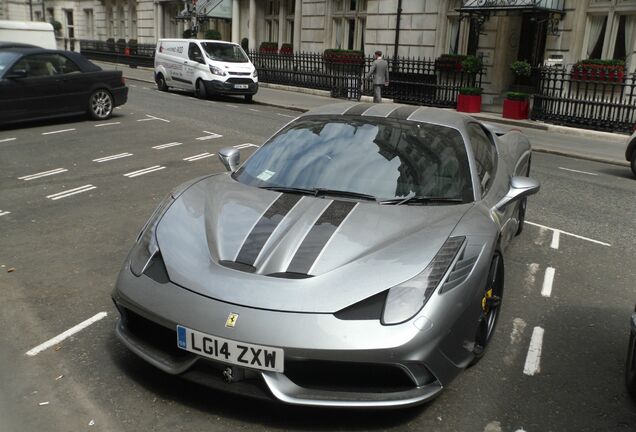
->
xmin=334 ymin=291 xmax=387 ymax=321
xmin=219 ymin=260 xmax=256 ymax=273
xmin=439 ymin=244 xmax=484 ymax=293
xmin=267 ymin=272 xmax=313 ymax=279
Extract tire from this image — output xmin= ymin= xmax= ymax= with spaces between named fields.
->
xmin=88 ymin=89 xmax=114 ymax=120
xmin=156 ymin=73 xmax=168 ymax=92
xmin=195 ymin=79 xmax=207 ymax=99
xmin=627 ymin=329 xmax=636 ymax=397
xmin=470 ymin=253 xmax=504 ymax=366
xmin=244 ymin=94 xmax=253 ymax=102
xmin=630 ymin=153 xmax=636 ymax=178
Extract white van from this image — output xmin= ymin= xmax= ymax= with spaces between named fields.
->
xmin=0 ymin=20 xmax=56 ymax=49
xmin=155 ymin=39 xmax=258 ymax=101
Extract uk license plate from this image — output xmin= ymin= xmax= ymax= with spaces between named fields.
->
xmin=176 ymin=325 xmax=284 ymax=372
xmin=234 ymin=84 xmax=249 ymax=89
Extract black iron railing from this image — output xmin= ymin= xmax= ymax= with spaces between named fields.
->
xmin=249 ymin=50 xmax=482 ymax=107
xmin=80 ymin=39 xmax=155 ymax=68
xmin=531 ymin=66 xmax=636 ymax=134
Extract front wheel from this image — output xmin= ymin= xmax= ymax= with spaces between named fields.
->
xmin=88 ymin=89 xmax=113 ymax=120
xmin=195 ymin=79 xmax=207 ymax=99
xmin=470 ymin=253 xmax=504 ymax=366
xmin=630 ymin=153 xmax=636 ymax=177
xmin=627 ymin=327 xmax=636 ymax=397
xmin=156 ymin=73 xmax=168 ymax=91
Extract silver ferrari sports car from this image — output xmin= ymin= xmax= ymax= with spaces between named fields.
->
xmin=112 ymin=102 xmax=540 ymax=408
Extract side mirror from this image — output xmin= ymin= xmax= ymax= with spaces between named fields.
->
xmin=6 ymin=69 xmax=27 ymax=79
xmin=494 ymin=176 xmax=540 ymax=211
xmin=218 ymin=147 xmax=240 ymax=172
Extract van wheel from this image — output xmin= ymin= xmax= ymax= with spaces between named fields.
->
xmin=88 ymin=89 xmax=113 ymax=120
xmin=195 ymin=79 xmax=207 ymax=99
xmin=244 ymin=94 xmax=253 ymax=102
xmin=156 ymin=74 xmax=168 ymax=91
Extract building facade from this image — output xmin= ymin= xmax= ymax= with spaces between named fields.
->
xmin=3 ymin=0 xmax=636 ymax=101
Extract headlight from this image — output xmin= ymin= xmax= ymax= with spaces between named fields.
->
xmin=252 ymin=69 xmax=258 ymax=78
xmin=381 ymin=237 xmax=465 ymax=325
xmin=129 ymin=194 xmax=175 ymax=276
xmin=209 ymin=65 xmax=227 ymax=76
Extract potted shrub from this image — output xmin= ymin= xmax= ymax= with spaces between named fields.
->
xmin=204 ymin=29 xmax=222 ymax=40
xmin=323 ymin=49 xmax=364 ymax=65
xmin=503 ymin=91 xmax=530 ymax=120
xmin=457 ymin=87 xmax=482 ymax=113
xmin=461 ymin=55 xmax=483 ymax=75
xmin=571 ymin=59 xmax=625 ymax=83
xmin=259 ymin=42 xmax=278 ymax=53
xmin=280 ymin=43 xmax=293 ymax=55
xmin=50 ymin=20 xmax=62 ymax=35
xmin=435 ymin=54 xmax=466 ymax=72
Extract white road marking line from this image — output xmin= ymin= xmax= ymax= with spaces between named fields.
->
xmin=94 ymin=121 xmax=121 ymax=127
xmin=225 ymin=104 xmax=238 ymax=108
xmin=550 ymin=230 xmax=560 ymax=249
xmin=249 ymin=108 xmax=260 ymax=112
xmin=18 ymin=168 xmax=68 ymax=181
xmin=0 ymin=137 xmax=16 ymax=143
xmin=541 ymin=267 xmax=555 ymax=297
xmin=503 ymin=318 xmax=528 ymax=366
xmin=129 ymin=84 xmax=137 ymax=87
xmin=137 ymin=114 xmax=170 ymax=123
xmin=42 ymin=128 xmax=76 ymax=135
xmin=124 ymin=166 xmax=166 ymax=178
xmin=152 ymin=142 xmax=182 ymax=149
xmin=196 ymin=131 xmax=223 ymax=140
xmin=92 ymin=153 xmax=133 ymax=163
xmin=526 ymin=221 xmax=611 ymax=247
xmin=46 ymin=185 xmax=96 ymax=200
xmin=558 ymin=166 xmax=598 ymax=176
xmin=26 ymin=312 xmax=108 ymax=356
xmin=277 ymin=113 xmax=295 ymax=118
xmin=0 ymin=211 xmax=10 ymax=217
xmin=233 ymin=143 xmax=259 ymax=149
xmin=523 ymin=326 xmax=545 ymax=376
xmin=142 ymin=87 xmax=149 ymax=90
xmin=183 ymin=152 xmax=215 ymax=161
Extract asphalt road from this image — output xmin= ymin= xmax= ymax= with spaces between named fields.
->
xmin=0 ymin=85 xmax=635 ymax=432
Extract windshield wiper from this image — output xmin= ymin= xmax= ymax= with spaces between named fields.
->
xmin=260 ymin=186 xmax=378 ymax=202
xmin=380 ymin=196 xmax=464 ymax=205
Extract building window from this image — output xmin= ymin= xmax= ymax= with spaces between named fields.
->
xmin=117 ymin=3 xmax=125 ymax=38
xmin=34 ymin=11 xmax=42 ymax=21
xmin=448 ymin=17 xmax=460 ymax=54
xmin=64 ymin=9 xmax=74 ymax=39
xmin=105 ymin=4 xmax=114 ymax=38
xmin=129 ymin=5 xmax=137 ymax=39
xmin=46 ymin=7 xmax=54 ymax=22
xmin=585 ymin=14 xmax=636 ymax=60
xmin=467 ymin=19 xmax=479 ymax=56
xmin=331 ymin=0 xmax=366 ymax=50
xmin=265 ymin=0 xmax=279 ymax=42
xmin=84 ymin=9 xmax=94 ymax=39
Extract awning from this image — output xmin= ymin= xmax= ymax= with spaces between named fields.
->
xmin=458 ymin=0 xmax=564 ymax=13
xmin=195 ymin=0 xmax=232 ymax=19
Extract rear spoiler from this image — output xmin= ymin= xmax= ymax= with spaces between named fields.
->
xmin=482 ymin=122 xmax=521 ymax=137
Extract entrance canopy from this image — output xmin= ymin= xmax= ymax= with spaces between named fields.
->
xmin=458 ymin=0 xmax=564 ymax=13
xmin=195 ymin=0 xmax=232 ymax=19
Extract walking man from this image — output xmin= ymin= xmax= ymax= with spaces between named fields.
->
xmin=366 ymin=50 xmax=389 ymax=103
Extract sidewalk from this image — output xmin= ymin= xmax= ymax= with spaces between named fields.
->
xmin=95 ymin=61 xmax=630 ymax=166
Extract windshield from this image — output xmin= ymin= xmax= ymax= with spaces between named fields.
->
xmin=201 ymin=43 xmax=249 ymax=63
xmin=0 ymin=52 xmax=19 ymax=74
xmin=234 ymin=117 xmax=473 ymax=202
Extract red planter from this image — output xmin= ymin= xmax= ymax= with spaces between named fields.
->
xmin=502 ymin=98 xmax=529 ymax=120
xmin=457 ymin=94 xmax=482 ymax=113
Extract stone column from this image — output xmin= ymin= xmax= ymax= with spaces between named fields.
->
xmin=157 ymin=2 xmax=164 ymax=39
xmin=293 ymin=0 xmax=301 ymax=52
xmin=248 ymin=0 xmax=256 ymax=50
xmin=232 ymin=0 xmax=240 ymax=43
xmin=278 ymin=0 xmax=285 ymax=49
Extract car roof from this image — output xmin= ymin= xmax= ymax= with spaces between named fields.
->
xmin=301 ymin=102 xmax=476 ymax=134
xmin=0 ymin=42 xmax=39 ymax=49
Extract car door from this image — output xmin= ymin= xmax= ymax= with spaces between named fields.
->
xmin=52 ymin=53 xmax=92 ymax=113
xmin=0 ymin=51 xmax=25 ymax=122
xmin=184 ymin=42 xmax=205 ymax=88
xmin=2 ymin=54 xmax=66 ymax=120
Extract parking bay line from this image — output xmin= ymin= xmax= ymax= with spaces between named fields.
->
xmin=0 ymin=137 xmax=16 ymax=143
xmin=277 ymin=113 xmax=296 ymax=118
xmin=233 ymin=143 xmax=259 ymax=149
xmin=0 ymin=211 xmax=10 ymax=217
xmin=152 ymin=142 xmax=182 ymax=150
xmin=94 ymin=121 xmax=121 ymax=127
xmin=124 ymin=166 xmax=166 ymax=178
xmin=526 ymin=221 xmax=611 ymax=247
xmin=137 ymin=114 xmax=170 ymax=123
xmin=42 ymin=128 xmax=76 ymax=135
xmin=18 ymin=168 xmax=68 ymax=181
xmin=26 ymin=312 xmax=108 ymax=356
xmin=558 ymin=167 xmax=598 ymax=176
xmin=46 ymin=184 xmax=96 ymax=200
xmin=550 ymin=231 xmax=560 ymax=249
xmin=541 ymin=267 xmax=556 ymax=298
xmin=196 ymin=131 xmax=222 ymax=141
xmin=93 ymin=153 xmax=133 ymax=163
xmin=184 ymin=152 xmax=215 ymax=162
xmin=523 ymin=326 xmax=545 ymax=376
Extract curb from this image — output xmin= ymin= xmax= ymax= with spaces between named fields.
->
xmin=531 ymin=146 xmax=628 ymax=167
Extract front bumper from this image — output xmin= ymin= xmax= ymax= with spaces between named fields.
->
xmin=205 ymin=79 xmax=258 ymax=96
xmin=111 ymin=262 xmax=464 ymax=408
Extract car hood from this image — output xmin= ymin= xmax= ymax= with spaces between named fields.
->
xmin=156 ymin=174 xmax=473 ymax=313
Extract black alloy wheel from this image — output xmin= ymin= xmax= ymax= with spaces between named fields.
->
xmin=626 ymin=323 xmax=636 ymax=397
xmin=156 ymin=74 xmax=167 ymax=91
xmin=195 ymin=79 xmax=207 ymax=99
xmin=88 ymin=89 xmax=114 ymax=120
xmin=470 ymin=253 xmax=504 ymax=366
xmin=630 ymin=153 xmax=636 ymax=177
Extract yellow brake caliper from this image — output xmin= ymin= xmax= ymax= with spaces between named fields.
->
xmin=482 ymin=288 xmax=493 ymax=314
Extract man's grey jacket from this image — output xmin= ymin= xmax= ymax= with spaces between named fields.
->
xmin=367 ymin=57 xmax=389 ymax=85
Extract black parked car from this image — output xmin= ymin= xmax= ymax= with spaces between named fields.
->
xmin=0 ymin=47 xmax=128 ymax=125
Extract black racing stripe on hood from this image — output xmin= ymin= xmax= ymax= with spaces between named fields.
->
xmin=388 ymin=105 xmax=420 ymax=120
xmin=286 ymin=200 xmax=357 ymax=275
xmin=235 ymin=194 xmax=302 ymax=266
xmin=343 ymin=103 xmax=374 ymax=116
